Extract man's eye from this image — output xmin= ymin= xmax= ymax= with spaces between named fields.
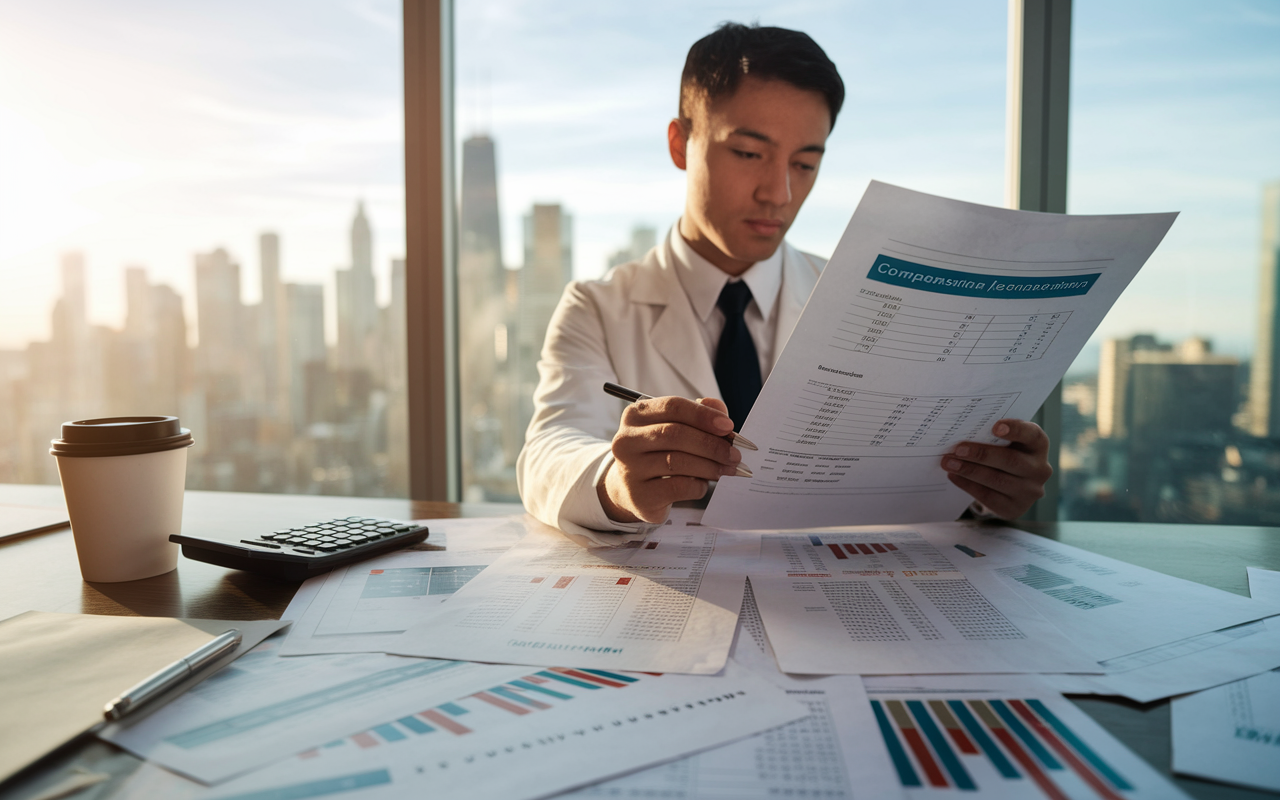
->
xmin=732 ymin=149 xmax=762 ymax=160
xmin=794 ymin=161 xmax=817 ymax=172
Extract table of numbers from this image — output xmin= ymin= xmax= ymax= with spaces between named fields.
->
xmin=780 ymin=380 xmax=1020 ymax=450
xmin=833 ymin=292 xmax=1072 ymax=364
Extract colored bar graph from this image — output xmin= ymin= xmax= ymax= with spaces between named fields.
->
xmin=871 ymin=700 xmax=921 ymax=787
xmin=1026 ymin=699 xmax=1133 ymax=791
xmin=438 ymin=702 xmax=469 ymax=716
xmin=473 ymin=691 xmax=532 ymax=715
xmin=489 ymin=685 xmax=552 ymax=709
xmin=555 ymin=668 xmax=628 ymax=688
xmin=885 ymin=543 xmax=898 ymax=551
xmin=843 ymin=543 xmax=858 ymax=554
xmin=870 ymin=543 xmax=887 ymax=553
xmin=419 ymin=709 xmax=471 ymax=735
xmin=1009 ymin=700 xmax=1126 ymax=800
xmin=946 ymin=700 xmax=1019 ymax=779
xmin=351 ymin=732 xmax=379 ymax=749
xmin=397 ymin=715 xmax=435 ymax=734
xmin=969 ymin=701 xmax=1068 ymax=800
xmin=580 ymin=669 xmax=639 ymax=683
xmin=511 ymin=678 xmax=572 ymax=700
xmin=827 ymin=544 xmax=848 ymax=560
xmin=553 ymin=576 xmax=574 ymax=589
xmin=989 ymin=700 xmax=1061 ymax=769
xmin=928 ymin=700 xmax=979 ymax=754
xmin=537 ymin=670 xmax=601 ymax=690
xmin=371 ymin=723 xmax=406 ymax=743
xmin=809 ymin=535 xmax=823 ymax=546
xmin=886 ymin=700 xmax=948 ymax=787
xmin=857 ymin=543 xmax=875 ymax=555
xmin=906 ymin=700 xmax=975 ymax=790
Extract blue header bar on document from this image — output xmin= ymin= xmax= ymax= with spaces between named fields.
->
xmin=868 ymin=255 xmax=1100 ymax=299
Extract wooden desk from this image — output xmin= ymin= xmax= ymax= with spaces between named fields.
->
xmin=1 ymin=485 xmax=1277 ymax=800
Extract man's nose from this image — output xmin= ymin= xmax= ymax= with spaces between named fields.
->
xmin=755 ymin=160 xmax=791 ymax=208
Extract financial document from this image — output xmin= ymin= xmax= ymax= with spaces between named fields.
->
xmin=935 ymin=524 xmax=1280 ymax=661
xmin=100 ymin=634 xmax=525 ymax=783
xmin=1172 ymin=668 xmax=1280 ymax=793
xmin=393 ymin=518 xmax=756 ymax=674
xmin=280 ymin=517 xmax=527 ymax=656
xmin=704 ymin=181 xmax=1176 ymax=529
xmin=863 ymin=680 xmax=1190 ymax=799
xmin=748 ymin=529 xmax=1098 ymax=675
xmin=567 ymin=673 xmax=903 ymax=800
xmin=118 ymin=662 xmax=807 ymax=800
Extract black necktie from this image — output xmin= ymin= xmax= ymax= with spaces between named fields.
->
xmin=715 ymin=281 xmax=763 ymax=431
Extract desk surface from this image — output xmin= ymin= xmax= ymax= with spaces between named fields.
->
xmin=1 ymin=484 xmax=1277 ymax=800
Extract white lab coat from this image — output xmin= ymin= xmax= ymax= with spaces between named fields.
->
xmin=516 ymin=231 xmax=825 ymax=540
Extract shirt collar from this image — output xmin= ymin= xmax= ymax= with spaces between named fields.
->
xmin=669 ymin=221 xmax=784 ymax=323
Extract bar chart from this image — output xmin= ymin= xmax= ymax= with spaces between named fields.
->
xmin=871 ymin=693 xmax=1136 ymax=799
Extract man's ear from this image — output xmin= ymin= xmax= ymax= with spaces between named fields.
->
xmin=667 ymin=118 xmax=688 ymax=171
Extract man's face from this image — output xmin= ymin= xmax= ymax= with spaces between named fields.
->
xmin=671 ymin=76 xmax=831 ymax=275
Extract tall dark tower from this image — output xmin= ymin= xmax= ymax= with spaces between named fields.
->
xmin=337 ymin=202 xmax=377 ymax=369
xmin=457 ymin=134 xmax=512 ymax=499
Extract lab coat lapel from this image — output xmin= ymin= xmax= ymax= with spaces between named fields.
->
xmin=632 ymin=239 xmax=723 ymax=400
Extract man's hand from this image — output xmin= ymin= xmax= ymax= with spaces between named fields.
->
xmin=941 ymin=419 xmax=1052 ymax=520
xmin=598 ymin=396 xmax=742 ymax=524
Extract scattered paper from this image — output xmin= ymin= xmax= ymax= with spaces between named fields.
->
xmin=934 ymin=524 xmax=1280 ymax=661
xmin=0 ymin=612 xmax=285 ymax=784
xmin=1248 ymin=567 xmax=1280 ymax=604
xmin=748 ymin=529 xmax=1098 ymax=675
xmin=99 ymin=634 xmax=526 ymax=784
xmin=280 ymin=517 xmax=527 ymax=656
xmin=392 ymin=517 xmax=756 ymax=674
xmin=705 ymin=181 xmax=1176 ymax=529
xmin=1172 ymin=668 xmax=1280 ymax=793
xmin=863 ymin=680 xmax=1191 ymax=799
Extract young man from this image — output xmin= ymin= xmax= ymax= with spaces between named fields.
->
xmin=518 ymin=23 xmax=1052 ymax=540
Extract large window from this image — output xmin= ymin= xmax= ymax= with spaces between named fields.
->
xmin=1060 ymin=1 xmax=1280 ymax=523
xmin=452 ymin=1 xmax=1008 ymax=501
xmin=0 ymin=1 xmax=408 ymax=496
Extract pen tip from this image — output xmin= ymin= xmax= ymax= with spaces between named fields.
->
xmin=733 ymin=433 xmax=758 ymax=451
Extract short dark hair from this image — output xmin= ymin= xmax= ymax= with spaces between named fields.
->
xmin=679 ymin=23 xmax=845 ymax=130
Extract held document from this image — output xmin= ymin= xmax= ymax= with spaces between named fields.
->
xmin=705 ymin=181 xmax=1177 ymax=529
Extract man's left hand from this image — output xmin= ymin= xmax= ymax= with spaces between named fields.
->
xmin=941 ymin=419 xmax=1052 ymax=520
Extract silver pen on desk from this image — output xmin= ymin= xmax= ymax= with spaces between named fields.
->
xmin=602 ymin=382 xmax=757 ymax=477
xmin=104 ymin=629 xmax=242 ymax=720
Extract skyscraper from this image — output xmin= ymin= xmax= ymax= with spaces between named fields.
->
xmin=194 ymin=247 xmax=244 ymax=377
xmin=284 ymin=283 xmax=327 ymax=430
xmin=607 ymin=225 xmax=658 ymax=269
xmin=258 ymin=232 xmax=284 ymax=418
xmin=1248 ymin=180 xmax=1280 ymax=436
xmin=458 ymin=134 xmax=510 ymax=499
xmin=336 ymin=202 xmax=377 ymax=370
xmin=515 ymin=204 xmax=572 ymax=446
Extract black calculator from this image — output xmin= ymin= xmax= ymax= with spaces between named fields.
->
xmin=170 ymin=517 xmax=429 ymax=581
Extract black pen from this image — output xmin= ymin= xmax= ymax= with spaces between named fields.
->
xmin=602 ymin=382 xmax=759 ymax=452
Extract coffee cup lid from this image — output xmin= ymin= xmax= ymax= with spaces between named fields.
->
xmin=50 ymin=416 xmax=194 ymax=458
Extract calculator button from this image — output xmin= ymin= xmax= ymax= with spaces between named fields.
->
xmin=314 ymin=544 xmax=339 ymax=552
xmin=316 ymin=537 xmax=336 ymax=544
xmin=393 ymin=524 xmax=414 ymax=532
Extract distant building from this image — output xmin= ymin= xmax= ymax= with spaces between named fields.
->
xmin=336 ymin=202 xmax=378 ymax=370
xmin=194 ymin=247 xmax=244 ymax=378
xmin=1248 ymin=180 xmax=1280 ymax=436
xmin=284 ymin=283 xmax=327 ymax=431
xmin=607 ymin=225 xmax=658 ymax=269
xmin=516 ymin=204 xmax=572 ymax=439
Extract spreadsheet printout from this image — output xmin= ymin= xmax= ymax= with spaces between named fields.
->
xmin=704 ymin=181 xmax=1176 ymax=530
xmin=747 ymin=529 xmax=1098 ymax=675
xmin=392 ymin=518 xmax=757 ymax=674
xmin=280 ymin=517 xmax=527 ymax=656
xmin=932 ymin=523 xmax=1280 ymax=662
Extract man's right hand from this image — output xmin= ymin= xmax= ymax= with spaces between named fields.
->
xmin=597 ymin=396 xmax=743 ymax=524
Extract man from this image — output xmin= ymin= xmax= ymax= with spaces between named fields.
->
xmin=518 ymin=23 xmax=1052 ymax=540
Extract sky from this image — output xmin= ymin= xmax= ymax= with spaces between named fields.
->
xmin=1 ymin=0 xmax=1278 ymax=373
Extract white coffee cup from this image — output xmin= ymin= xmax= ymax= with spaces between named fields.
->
xmin=50 ymin=416 xmax=194 ymax=583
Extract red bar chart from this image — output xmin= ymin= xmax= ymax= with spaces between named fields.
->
xmin=870 ymin=694 xmax=1135 ymax=798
